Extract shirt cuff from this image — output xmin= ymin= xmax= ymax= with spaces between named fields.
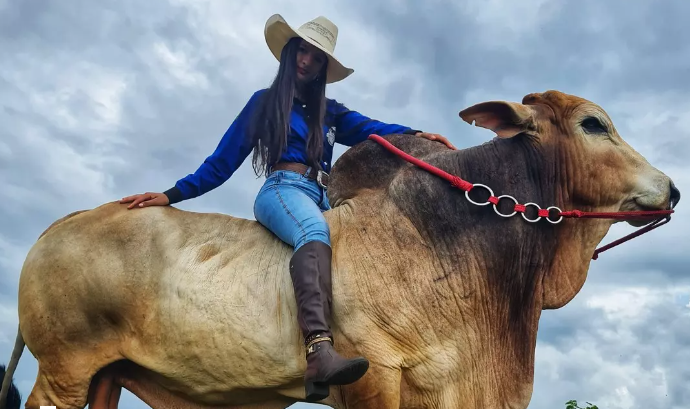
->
xmin=163 ymin=187 xmax=184 ymax=205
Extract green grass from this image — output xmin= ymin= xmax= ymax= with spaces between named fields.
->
xmin=566 ymin=400 xmax=599 ymax=409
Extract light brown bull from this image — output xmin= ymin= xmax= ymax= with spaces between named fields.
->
xmin=0 ymin=90 xmax=680 ymax=409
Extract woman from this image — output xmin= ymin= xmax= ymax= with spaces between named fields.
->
xmin=120 ymin=14 xmax=454 ymax=402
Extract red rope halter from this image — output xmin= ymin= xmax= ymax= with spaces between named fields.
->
xmin=367 ymin=134 xmax=674 ymax=260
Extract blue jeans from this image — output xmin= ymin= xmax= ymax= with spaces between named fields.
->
xmin=253 ymin=169 xmax=331 ymax=252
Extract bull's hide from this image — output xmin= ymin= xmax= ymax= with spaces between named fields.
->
xmin=1 ymin=90 xmax=679 ymax=409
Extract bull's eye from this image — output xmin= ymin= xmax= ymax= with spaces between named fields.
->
xmin=581 ymin=117 xmax=608 ymax=134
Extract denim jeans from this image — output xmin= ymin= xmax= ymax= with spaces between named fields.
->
xmin=253 ymin=169 xmax=331 ymax=253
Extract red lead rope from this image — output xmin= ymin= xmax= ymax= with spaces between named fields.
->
xmin=367 ymin=134 xmax=674 ymax=260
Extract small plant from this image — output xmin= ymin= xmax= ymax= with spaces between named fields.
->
xmin=566 ymin=400 xmax=599 ymax=409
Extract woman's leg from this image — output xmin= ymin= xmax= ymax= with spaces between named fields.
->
xmin=253 ymin=171 xmax=369 ymax=402
xmin=253 ymin=170 xmax=330 ymax=251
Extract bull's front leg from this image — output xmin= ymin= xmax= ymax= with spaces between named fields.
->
xmin=336 ymin=362 xmax=402 ymax=409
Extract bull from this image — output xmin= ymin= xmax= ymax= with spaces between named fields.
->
xmin=0 ymin=90 xmax=680 ymax=409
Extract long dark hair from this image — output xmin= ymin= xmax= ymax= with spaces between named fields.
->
xmin=249 ymin=37 xmax=329 ymax=177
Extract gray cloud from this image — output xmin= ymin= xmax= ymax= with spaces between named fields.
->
xmin=347 ymin=0 xmax=690 ymax=99
xmin=1 ymin=1 xmax=689 ymax=409
xmin=535 ymin=283 xmax=690 ymax=409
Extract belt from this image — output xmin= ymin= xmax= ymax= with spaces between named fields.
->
xmin=271 ymin=162 xmax=329 ymax=188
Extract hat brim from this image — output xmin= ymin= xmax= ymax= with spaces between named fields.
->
xmin=264 ymin=14 xmax=354 ymax=84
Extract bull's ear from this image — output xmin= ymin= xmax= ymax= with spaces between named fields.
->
xmin=459 ymin=101 xmax=537 ymax=138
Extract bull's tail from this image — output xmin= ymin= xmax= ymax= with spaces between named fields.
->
xmin=0 ymin=325 xmax=24 ymax=409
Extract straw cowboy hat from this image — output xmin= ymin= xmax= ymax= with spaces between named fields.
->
xmin=264 ymin=14 xmax=354 ymax=84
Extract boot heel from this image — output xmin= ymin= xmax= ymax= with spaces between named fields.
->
xmin=305 ymin=381 xmax=329 ymax=402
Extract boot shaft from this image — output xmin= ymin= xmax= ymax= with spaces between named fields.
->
xmin=289 ymin=240 xmax=333 ymax=343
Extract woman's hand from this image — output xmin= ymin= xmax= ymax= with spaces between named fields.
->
xmin=415 ymin=132 xmax=457 ymax=150
xmin=120 ymin=192 xmax=170 ymax=209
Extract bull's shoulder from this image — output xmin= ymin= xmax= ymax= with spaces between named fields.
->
xmin=328 ymin=134 xmax=450 ymax=206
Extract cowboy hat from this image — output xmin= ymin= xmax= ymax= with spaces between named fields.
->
xmin=264 ymin=14 xmax=354 ymax=84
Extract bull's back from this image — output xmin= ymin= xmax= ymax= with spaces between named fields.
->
xmin=18 ymin=202 xmax=308 ymax=397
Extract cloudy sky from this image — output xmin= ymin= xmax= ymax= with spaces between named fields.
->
xmin=1 ymin=1 xmax=689 ymax=408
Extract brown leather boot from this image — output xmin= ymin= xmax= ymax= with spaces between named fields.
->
xmin=289 ymin=240 xmax=369 ymax=402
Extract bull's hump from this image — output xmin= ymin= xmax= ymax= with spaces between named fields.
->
xmin=328 ymin=134 xmax=452 ymax=206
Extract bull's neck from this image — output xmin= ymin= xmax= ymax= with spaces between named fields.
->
xmin=401 ymin=135 xmax=561 ymax=318
xmin=383 ymin=136 xmax=561 ymax=405
xmin=329 ymin=134 xmax=614 ymax=408
xmin=541 ymin=140 xmax=615 ymax=309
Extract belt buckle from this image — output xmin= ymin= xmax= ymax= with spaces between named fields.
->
xmin=316 ymin=170 xmax=329 ymax=189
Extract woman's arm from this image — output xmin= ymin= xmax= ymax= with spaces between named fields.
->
xmin=330 ymin=100 xmax=455 ymax=149
xmin=163 ymin=90 xmax=264 ymax=204
xmin=330 ymin=100 xmax=419 ymax=147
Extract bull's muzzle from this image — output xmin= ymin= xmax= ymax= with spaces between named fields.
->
xmin=670 ymin=181 xmax=681 ymax=209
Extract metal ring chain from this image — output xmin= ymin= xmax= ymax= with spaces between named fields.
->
xmin=464 ymin=184 xmax=564 ymax=224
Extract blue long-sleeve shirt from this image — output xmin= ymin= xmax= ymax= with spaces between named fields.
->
xmin=164 ymin=88 xmax=419 ymax=204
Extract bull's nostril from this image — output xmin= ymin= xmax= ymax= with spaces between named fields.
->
xmin=670 ymin=181 xmax=681 ymax=209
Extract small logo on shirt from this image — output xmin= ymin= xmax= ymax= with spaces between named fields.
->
xmin=327 ymin=126 xmax=336 ymax=146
